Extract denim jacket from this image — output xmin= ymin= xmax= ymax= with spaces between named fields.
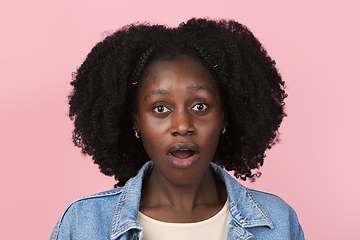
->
xmin=50 ymin=161 xmax=304 ymax=240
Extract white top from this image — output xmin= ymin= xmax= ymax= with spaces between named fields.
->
xmin=138 ymin=199 xmax=229 ymax=240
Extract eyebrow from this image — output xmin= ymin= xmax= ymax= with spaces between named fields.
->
xmin=186 ymin=85 xmax=215 ymax=96
xmin=144 ymin=89 xmax=172 ymax=101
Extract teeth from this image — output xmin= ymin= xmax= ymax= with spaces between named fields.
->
xmin=169 ymin=149 xmax=189 ymax=153
xmin=169 ymin=149 xmax=196 ymax=159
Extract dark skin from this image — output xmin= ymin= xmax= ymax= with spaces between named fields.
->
xmin=133 ymin=56 xmax=228 ymax=223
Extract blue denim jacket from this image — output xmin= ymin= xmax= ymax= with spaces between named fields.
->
xmin=50 ymin=161 xmax=304 ymax=240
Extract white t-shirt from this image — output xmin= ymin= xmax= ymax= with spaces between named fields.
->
xmin=138 ymin=199 xmax=229 ymax=240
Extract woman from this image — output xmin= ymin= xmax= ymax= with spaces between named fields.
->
xmin=50 ymin=18 xmax=304 ymax=240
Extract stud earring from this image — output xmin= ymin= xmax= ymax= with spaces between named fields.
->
xmin=221 ymin=124 xmax=228 ymax=134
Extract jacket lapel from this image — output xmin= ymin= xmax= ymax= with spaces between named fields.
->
xmin=111 ymin=163 xmax=153 ymax=240
xmin=210 ymin=163 xmax=274 ymax=239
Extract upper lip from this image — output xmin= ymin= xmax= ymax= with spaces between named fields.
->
xmin=167 ymin=143 xmax=200 ymax=155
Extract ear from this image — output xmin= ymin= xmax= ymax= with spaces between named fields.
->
xmin=131 ymin=106 xmax=140 ymax=133
xmin=221 ymin=105 xmax=228 ymax=129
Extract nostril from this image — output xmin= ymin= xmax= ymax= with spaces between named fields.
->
xmin=188 ymin=129 xmax=195 ymax=135
xmin=171 ymin=129 xmax=195 ymax=136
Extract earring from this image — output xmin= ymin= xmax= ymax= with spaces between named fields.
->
xmin=221 ymin=124 xmax=228 ymax=134
xmin=135 ymin=131 xmax=141 ymax=139
xmin=133 ymin=127 xmax=141 ymax=138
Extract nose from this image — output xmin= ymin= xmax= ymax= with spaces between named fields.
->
xmin=170 ymin=109 xmax=195 ymax=136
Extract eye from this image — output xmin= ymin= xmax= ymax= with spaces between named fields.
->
xmin=192 ymin=103 xmax=208 ymax=112
xmin=153 ymin=105 xmax=171 ymax=114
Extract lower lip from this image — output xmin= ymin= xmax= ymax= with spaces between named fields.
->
xmin=167 ymin=153 xmax=200 ymax=169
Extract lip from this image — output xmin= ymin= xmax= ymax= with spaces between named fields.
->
xmin=166 ymin=143 xmax=200 ymax=169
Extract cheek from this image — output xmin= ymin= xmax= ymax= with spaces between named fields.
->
xmin=139 ymin=112 xmax=169 ymax=137
xmin=138 ymin=113 xmax=169 ymax=157
xmin=198 ymin=108 xmax=224 ymax=133
xmin=204 ymin=125 xmax=222 ymax=148
xmin=196 ymin=115 xmax=223 ymax=146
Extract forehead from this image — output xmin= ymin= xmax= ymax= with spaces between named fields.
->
xmin=140 ymin=56 xmax=216 ymax=92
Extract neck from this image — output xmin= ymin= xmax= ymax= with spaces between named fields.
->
xmin=140 ymin=166 xmax=226 ymax=212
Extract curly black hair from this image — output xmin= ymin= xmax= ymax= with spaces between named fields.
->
xmin=69 ymin=18 xmax=287 ymax=187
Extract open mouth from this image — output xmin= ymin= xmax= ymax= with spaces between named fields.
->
xmin=169 ymin=149 xmax=197 ymax=159
xmin=167 ymin=143 xmax=200 ymax=168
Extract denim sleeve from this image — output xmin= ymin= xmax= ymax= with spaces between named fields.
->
xmin=49 ymin=204 xmax=75 ymax=240
xmin=289 ymin=206 xmax=305 ymax=240
xmin=49 ymin=194 xmax=118 ymax=240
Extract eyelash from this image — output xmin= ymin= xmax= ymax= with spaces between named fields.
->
xmin=152 ymin=103 xmax=208 ymax=114
xmin=153 ymin=106 xmax=171 ymax=114
xmin=192 ymin=103 xmax=208 ymax=111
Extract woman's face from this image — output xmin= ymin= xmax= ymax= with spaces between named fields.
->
xmin=133 ymin=56 xmax=226 ymax=185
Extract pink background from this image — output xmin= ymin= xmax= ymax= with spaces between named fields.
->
xmin=1 ymin=1 xmax=359 ymax=239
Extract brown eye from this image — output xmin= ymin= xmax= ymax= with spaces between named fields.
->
xmin=192 ymin=103 xmax=208 ymax=111
xmin=153 ymin=106 xmax=170 ymax=114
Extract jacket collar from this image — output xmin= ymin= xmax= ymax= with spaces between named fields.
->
xmin=111 ymin=161 xmax=274 ymax=240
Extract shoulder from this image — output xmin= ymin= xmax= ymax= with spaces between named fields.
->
xmin=247 ymin=188 xmax=297 ymax=217
xmin=248 ymin=189 xmax=291 ymax=210
xmin=60 ymin=187 xmax=123 ymax=217
xmin=64 ymin=187 xmax=123 ymax=212
xmin=247 ymin=188 xmax=304 ymax=239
